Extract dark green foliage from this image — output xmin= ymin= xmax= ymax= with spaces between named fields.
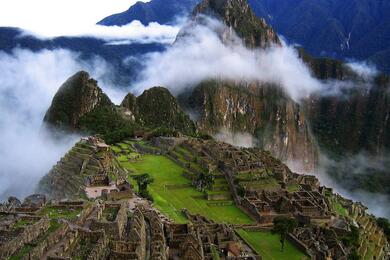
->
xmin=376 ymin=217 xmax=390 ymax=240
xmin=78 ymin=106 xmax=135 ymax=144
xmin=195 ymin=172 xmax=215 ymax=192
xmin=340 ymin=226 xmax=360 ymax=248
xmin=272 ymin=216 xmax=298 ymax=251
xmin=148 ymin=127 xmax=180 ymax=138
xmin=133 ymin=173 xmax=154 ymax=201
xmin=136 ymin=87 xmax=197 ymax=136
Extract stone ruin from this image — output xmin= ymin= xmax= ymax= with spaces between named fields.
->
xmin=39 ymin=136 xmax=131 ymax=201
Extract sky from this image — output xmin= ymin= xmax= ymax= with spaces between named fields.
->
xmin=0 ymin=0 xmax=170 ymax=39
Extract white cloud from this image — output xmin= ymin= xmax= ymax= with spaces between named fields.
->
xmin=214 ymin=128 xmax=257 ymax=148
xmin=0 ymin=0 xmax=179 ymax=44
xmin=0 ymin=0 xmax=147 ymax=35
xmin=20 ymin=21 xmax=180 ymax=44
xmin=0 ymin=48 xmax=125 ymax=201
xmin=134 ymin=17 xmax=326 ymax=102
xmin=346 ymin=61 xmax=378 ymax=80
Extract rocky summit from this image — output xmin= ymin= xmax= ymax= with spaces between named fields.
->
xmin=193 ymin=0 xmax=280 ymax=48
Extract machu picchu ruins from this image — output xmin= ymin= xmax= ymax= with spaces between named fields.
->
xmin=2 ymin=135 xmax=388 ymax=259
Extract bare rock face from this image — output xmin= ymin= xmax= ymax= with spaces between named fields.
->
xmin=185 ymin=80 xmax=318 ymax=171
xmin=192 ymin=0 xmax=280 ymax=48
xmin=43 ymin=71 xmax=113 ymax=132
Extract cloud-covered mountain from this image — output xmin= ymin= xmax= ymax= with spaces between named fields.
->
xmin=99 ymin=0 xmax=390 ymax=73
xmin=98 ymin=0 xmax=199 ymax=26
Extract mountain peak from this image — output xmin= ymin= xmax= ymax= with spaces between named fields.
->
xmin=43 ymin=71 xmax=112 ymax=131
xmin=193 ymin=0 xmax=280 ymax=48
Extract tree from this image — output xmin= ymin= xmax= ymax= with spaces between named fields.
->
xmin=272 ymin=216 xmax=297 ymax=252
xmin=133 ymin=173 xmax=154 ymax=201
xmin=195 ymin=172 xmax=215 ymax=192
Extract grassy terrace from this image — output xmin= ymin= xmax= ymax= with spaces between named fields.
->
xmin=122 ymin=154 xmax=253 ymax=224
xmin=39 ymin=206 xmax=81 ymax=221
xmin=236 ymin=229 xmax=309 ymax=260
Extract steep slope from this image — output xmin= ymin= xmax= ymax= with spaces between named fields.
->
xmin=174 ymin=0 xmax=317 ymax=170
xmin=97 ymin=0 xmax=199 ymax=26
xmin=43 ymin=71 xmax=136 ymax=143
xmin=44 ymin=71 xmax=114 ymax=131
xmin=192 ymin=0 xmax=280 ymax=48
xmin=246 ymin=0 xmax=390 ymax=72
xmin=38 ymin=137 xmax=127 ymax=200
xmin=184 ymin=81 xmax=318 ymax=170
xmin=305 ymin=76 xmax=390 ymax=157
xmin=121 ymin=87 xmax=197 ymax=136
xmin=98 ymin=0 xmax=390 ymax=72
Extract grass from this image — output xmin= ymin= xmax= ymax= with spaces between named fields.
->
xmin=12 ymin=219 xmax=35 ymax=229
xmin=236 ymin=229 xmax=309 ymax=260
xmin=39 ymin=206 xmax=81 ymax=221
xmin=122 ymin=155 xmax=253 ymax=224
xmin=239 ymin=177 xmax=280 ymax=190
xmin=111 ymin=145 xmax=122 ymax=153
xmin=287 ymin=184 xmax=301 ymax=192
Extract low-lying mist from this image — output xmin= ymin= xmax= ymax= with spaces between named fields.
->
xmin=314 ymin=154 xmax=390 ymax=218
xmin=0 ymin=48 xmax=124 ymax=201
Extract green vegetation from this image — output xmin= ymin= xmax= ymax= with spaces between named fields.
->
xmin=132 ymin=173 xmax=154 ymax=201
xmin=9 ymin=244 xmax=34 ymax=260
xmin=236 ymin=229 xmax=309 ymax=260
xmin=328 ymin=195 xmax=348 ymax=217
xmin=272 ymin=216 xmax=298 ymax=252
xmin=9 ymin=220 xmax=62 ymax=260
xmin=376 ymin=217 xmax=390 ymax=240
xmin=211 ymin=244 xmax=221 ymax=260
xmin=39 ymin=206 xmax=81 ymax=221
xmin=103 ymin=207 xmax=119 ymax=222
xmin=78 ymin=106 xmax=135 ymax=144
xmin=122 ymin=155 xmax=252 ymax=224
xmin=12 ymin=219 xmax=35 ymax=229
xmin=238 ymin=177 xmax=280 ymax=191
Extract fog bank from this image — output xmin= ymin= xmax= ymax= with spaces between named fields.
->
xmin=0 ymin=48 xmax=123 ymax=201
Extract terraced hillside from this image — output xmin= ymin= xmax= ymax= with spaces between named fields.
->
xmin=38 ymin=137 xmax=127 ymax=200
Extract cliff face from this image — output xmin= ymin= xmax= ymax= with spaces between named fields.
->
xmin=192 ymin=0 xmax=280 ymax=48
xmin=185 ymin=80 xmax=318 ymax=171
xmin=305 ymin=76 xmax=390 ymax=157
xmin=43 ymin=71 xmax=113 ymax=131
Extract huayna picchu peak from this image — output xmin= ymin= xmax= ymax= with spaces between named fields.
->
xmin=43 ymin=71 xmax=114 ymax=132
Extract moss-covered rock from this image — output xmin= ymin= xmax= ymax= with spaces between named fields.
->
xmin=121 ymin=87 xmax=197 ymax=136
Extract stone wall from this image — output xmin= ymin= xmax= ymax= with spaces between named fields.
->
xmin=22 ymin=223 xmax=69 ymax=260
xmin=0 ymin=216 xmax=50 ymax=258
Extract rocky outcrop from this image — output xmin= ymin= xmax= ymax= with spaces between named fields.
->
xmin=121 ymin=87 xmax=197 ymax=136
xmin=43 ymin=71 xmax=113 ymax=132
xmin=184 ymin=80 xmax=318 ymax=171
xmin=192 ymin=0 xmax=280 ymax=48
